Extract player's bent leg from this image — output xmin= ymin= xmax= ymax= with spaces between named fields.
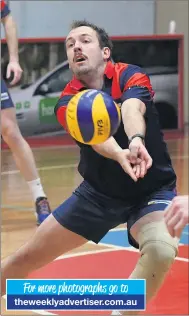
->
xmin=1 ymin=214 xmax=87 ymax=296
xmin=129 ymin=213 xmax=178 ymax=300
xmin=117 ymin=212 xmax=178 ymax=316
xmin=115 ymin=187 xmax=178 ymax=316
xmin=112 ymin=211 xmax=179 ymax=316
xmin=1 ymin=182 xmax=115 ymax=298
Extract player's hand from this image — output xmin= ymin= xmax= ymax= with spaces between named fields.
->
xmin=6 ymin=61 xmax=23 ymax=85
xmin=115 ymin=149 xmax=144 ymax=182
xmin=129 ymin=137 xmax=153 ymax=174
xmin=164 ymin=196 xmax=189 ymax=238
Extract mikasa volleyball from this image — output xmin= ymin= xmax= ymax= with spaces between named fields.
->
xmin=66 ymin=89 xmax=121 ymax=145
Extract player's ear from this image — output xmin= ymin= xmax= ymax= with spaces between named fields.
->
xmin=103 ymin=47 xmax=111 ymax=61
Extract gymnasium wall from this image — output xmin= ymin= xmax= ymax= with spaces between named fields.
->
xmin=1 ymin=1 xmax=155 ymax=38
xmin=1 ymin=1 xmax=187 ymax=138
xmin=155 ymin=0 xmax=188 ymax=124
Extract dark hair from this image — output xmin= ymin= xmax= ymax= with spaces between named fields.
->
xmin=70 ymin=20 xmax=113 ymax=58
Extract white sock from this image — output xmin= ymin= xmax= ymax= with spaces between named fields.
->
xmin=27 ymin=178 xmax=46 ymax=201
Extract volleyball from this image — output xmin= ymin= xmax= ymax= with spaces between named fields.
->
xmin=66 ymin=89 xmax=121 ymax=145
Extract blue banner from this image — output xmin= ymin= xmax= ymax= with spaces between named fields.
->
xmin=7 ymin=279 xmax=145 ymax=295
xmin=7 ymin=294 xmax=145 ymax=310
xmin=6 ymin=279 xmax=146 ymax=311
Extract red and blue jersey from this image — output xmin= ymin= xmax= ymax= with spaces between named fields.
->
xmin=1 ymin=0 xmax=10 ymax=19
xmin=55 ymin=61 xmax=154 ymax=130
xmin=55 ymin=61 xmax=176 ymax=200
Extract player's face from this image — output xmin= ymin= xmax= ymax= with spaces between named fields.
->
xmin=66 ymin=26 xmax=110 ymax=77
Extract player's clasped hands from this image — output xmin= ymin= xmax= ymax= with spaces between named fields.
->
xmin=129 ymin=137 xmax=153 ymax=169
xmin=115 ymin=139 xmax=153 ymax=182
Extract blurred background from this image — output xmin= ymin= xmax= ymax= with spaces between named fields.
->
xmin=1 ymin=3 xmax=188 ymax=315
xmin=1 ymin=0 xmax=188 ymax=139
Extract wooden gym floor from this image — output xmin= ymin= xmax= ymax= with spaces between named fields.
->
xmin=1 ymin=136 xmax=189 ymax=315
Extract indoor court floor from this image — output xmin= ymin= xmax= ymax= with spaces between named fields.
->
xmin=1 ymin=135 xmax=189 ymax=315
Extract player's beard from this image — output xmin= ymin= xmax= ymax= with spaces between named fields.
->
xmin=74 ymin=64 xmax=93 ymax=77
xmin=74 ymin=59 xmax=104 ymax=80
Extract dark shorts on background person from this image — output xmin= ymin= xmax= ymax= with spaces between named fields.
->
xmin=1 ymin=79 xmax=14 ymax=109
xmin=52 ymin=180 xmax=177 ymax=249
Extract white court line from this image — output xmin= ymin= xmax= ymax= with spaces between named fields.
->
xmin=55 ymin=247 xmax=122 ymax=261
xmin=32 ymin=311 xmax=56 ymax=315
xmin=2 ymin=144 xmax=77 ymax=153
xmin=1 ymin=155 xmax=189 ymax=176
xmin=110 ymin=227 xmax=126 ymax=232
xmin=1 ymin=205 xmax=35 ymax=211
xmin=32 ymin=310 xmax=56 ymax=315
xmin=1 ymin=163 xmax=78 ymax=176
xmin=94 ymin=242 xmax=189 ymax=263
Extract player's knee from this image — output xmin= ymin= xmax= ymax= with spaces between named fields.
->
xmin=138 ymin=221 xmax=178 ymax=274
xmin=2 ymin=121 xmax=21 ymax=144
xmin=141 ymin=239 xmax=177 ymax=273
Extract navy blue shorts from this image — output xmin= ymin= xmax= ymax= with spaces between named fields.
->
xmin=1 ymin=79 xmax=14 ymax=109
xmin=52 ymin=181 xmax=177 ymax=249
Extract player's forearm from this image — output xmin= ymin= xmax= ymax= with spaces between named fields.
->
xmin=3 ymin=15 xmax=19 ymax=62
xmin=92 ymin=137 xmax=122 ymax=160
xmin=121 ymin=98 xmax=146 ymax=139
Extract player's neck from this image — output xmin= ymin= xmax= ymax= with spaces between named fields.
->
xmin=83 ymin=77 xmax=103 ymax=90
xmin=79 ymin=64 xmax=105 ymax=90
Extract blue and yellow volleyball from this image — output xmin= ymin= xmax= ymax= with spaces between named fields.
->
xmin=66 ymin=89 xmax=121 ymax=145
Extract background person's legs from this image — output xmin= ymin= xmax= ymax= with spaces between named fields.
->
xmin=1 ymin=79 xmax=51 ymax=225
xmin=1 ymin=107 xmax=41 ymax=183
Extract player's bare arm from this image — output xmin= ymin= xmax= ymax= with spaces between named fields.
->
xmin=92 ymin=136 xmax=122 ymax=159
xmin=121 ymin=98 xmax=153 ymax=175
xmin=1 ymin=13 xmax=22 ymax=84
xmin=121 ymin=98 xmax=146 ymax=139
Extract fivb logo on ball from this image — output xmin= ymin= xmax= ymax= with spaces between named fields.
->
xmin=86 ymin=90 xmax=106 ymax=137
xmin=66 ymin=89 xmax=121 ymax=145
